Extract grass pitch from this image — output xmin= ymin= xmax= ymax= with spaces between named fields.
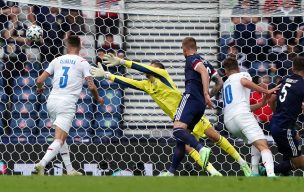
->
xmin=1 ymin=176 xmax=303 ymax=192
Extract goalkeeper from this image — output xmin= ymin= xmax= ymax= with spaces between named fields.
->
xmin=90 ymin=54 xmax=251 ymax=176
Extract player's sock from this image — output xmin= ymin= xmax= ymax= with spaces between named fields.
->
xmin=173 ymin=128 xmax=203 ymax=151
xmin=216 ymin=136 xmax=246 ymax=165
xmin=251 ymin=145 xmax=261 ymax=175
xmin=189 ymin=148 xmax=203 ymax=167
xmin=168 ymin=140 xmax=185 ymax=174
xmin=261 ymin=149 xmax=275 ymax=176
xmin=39 ymin=139 xmax=62 ymax=167
xmin=274 ymin=160 xmax=294 ymax=175
xmin=60 ymin=141 xmax=74 ymax=173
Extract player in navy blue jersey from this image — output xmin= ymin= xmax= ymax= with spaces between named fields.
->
xmin=269 ymin=56 xmax=304 ymax=176
xmin=165 ymin=37 xmax=213 ymax=175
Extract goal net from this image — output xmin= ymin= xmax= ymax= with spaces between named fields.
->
xmin=0 ymin=0 xmax=303 ymax=176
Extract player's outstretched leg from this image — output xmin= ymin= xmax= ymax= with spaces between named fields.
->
xmin=250 ymin=145 xmax=262 ymax=176
xmin=187 ymin=147 xmax=222 ymax=176
xmin=34 ymin=127 xmax=67 ymax=175
xmin=173 ymin=126 xmax=211 ymax=170
xmin=253 ymin=139 xmax=275 ymax=177
xmin=60 ymin=141 xmax=82 ymax=176
xmin=203 ymin=127 xmax=251 ymax=176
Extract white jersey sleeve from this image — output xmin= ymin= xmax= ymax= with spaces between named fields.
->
xmin=45 ymin=58 xmax=57 ymax=75
xmin=81 ymin=60 xmax=91 ymax=78
xmin=223 ymin=72 xmax=252 ymax=123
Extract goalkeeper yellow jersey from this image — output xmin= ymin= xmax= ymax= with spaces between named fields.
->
xmin=109 ymin=60 xmax=182 ymax=119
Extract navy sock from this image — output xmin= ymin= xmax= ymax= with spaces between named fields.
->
xmin=168 ymin=140 xmax=185 ymax=174
xmin=274 ymin=160 xmax=294 ymax=175
xmin=173 ymin=128 xmax=203 ymax=152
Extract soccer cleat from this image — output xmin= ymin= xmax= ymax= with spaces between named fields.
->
xmin=209 ymin=170 xmax=223 ymax=177
xmin=67 ymin=170 xmax=83 ymax=176
xmin=34 ymin=164 xmax=45 ymax=176
xmin=258 ymin=165 xmax=267 ymax=176
xmin=240 ymin=162 xmax=252 ymax=177
xmin=199 ymin=147 xmax=211 ymax=170
xmin=158 ymin=171 xmax=174 ymax=176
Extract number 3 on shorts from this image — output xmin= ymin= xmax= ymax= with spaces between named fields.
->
xmin=59 ymin=66 xmax=70 ymax=88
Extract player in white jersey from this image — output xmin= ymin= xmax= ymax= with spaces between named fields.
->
xmin=222 ymin=58 xmax=280 ymax=177
xmin=34 ymin=35 xmax=103 ymax=175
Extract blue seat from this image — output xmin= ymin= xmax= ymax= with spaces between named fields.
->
xmin=38 ymin=103 xmax=48 ymax=118
xmin=13 ymin=87 xmax=37 ymax=102
xmin=39 ymin=87 xmax=51 ymax=102
xmin=38 ymin=118 xmax=53 ymax=129
xmin=94 ymin=117 xmax=120 ymax=129
xmin=0 ymin=87 xmax=8 ymax=102
xmin=10 ymin=118 xmax=36 ymax=136
xmin=44 ymin=77 xmax=52 ymax=87
xmin=72 ymin=117 xmax=91 ymax=129
xmin=76 ymin=102 xmax=94 ymax=117
xmin=14 ymin=76 xmax=36 ymax=87
xmin=12 ymin=102 xmax=37 ymax=117
xmin=77 ymin=89 xmax=93 ymax=104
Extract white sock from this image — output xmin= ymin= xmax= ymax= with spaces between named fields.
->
xmin=60 ymin=141 xmax=74 ymax=173
xmin=261 ymin=149 xmax=275 ymax=176
xmin=251 ymin=145 xmax=261 ymax=175
xmin=39 ymin=139 xmax=62 ymax=167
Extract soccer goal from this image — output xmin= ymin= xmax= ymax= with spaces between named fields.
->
xmin=0 ymin=0 xmax=303 ymax=176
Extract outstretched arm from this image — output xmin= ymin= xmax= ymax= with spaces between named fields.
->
xmin=103 ymin=53 xmax=169 ymax=79
xmin=209 ymin=74 xmax=223 ymax=98
xmin=241 ymin=78 xmax=280 ymax=94
xmin=90 ymin=62 xmax=146 ymax=92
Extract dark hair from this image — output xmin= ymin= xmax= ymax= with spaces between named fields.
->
xmin=105 ymin=34 xmax=114 ymax=38
xmin=67 ymin=35 xmax=81 ymax=48
xmin=273 ymin=31 xmax=283 ymax=37
xmin=223 ymin=57 xmax=239 ymax=71
xmin=292 ymin=56 xmax=304 ymax=72
xmin=182 ymin=37 xmax=197 ymax=50
xmin=151 ymin=60 xmax=165 ymax=69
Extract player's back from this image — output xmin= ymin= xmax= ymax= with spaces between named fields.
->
xmin=223 ymin=72 xmax=252 ymax=123
xmin=271 ymin=74 xmax=304 ymax=130
xmin=184 ymin=54 xmax=207 ymax=101
xmin=47 ymin=54 xmax=90 ymax=104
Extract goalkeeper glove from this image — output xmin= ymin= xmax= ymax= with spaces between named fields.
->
xmin=90 ymin=62 xmax=111 ymax=78
xmin=103 ymin=53 xmax=125 ymax=67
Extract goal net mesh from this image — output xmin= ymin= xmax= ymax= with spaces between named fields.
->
xmin=0 ymin=0 xmax=303 ymax=176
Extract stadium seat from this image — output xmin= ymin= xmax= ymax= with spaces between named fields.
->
xmin=78 ymin=88 xmax=93 ymax=102
xmin=12 ymin=87 xmax=37 ymax=102
xmin=10 ymin=118 xmax=36 ymax=136
xmin=72 ymin=117 xmax=91 ymax=129
xmin=38 ymin=118 xmax=54 ymax=137
xmin=11 ymin=102 xmax=37 ymax=118
xmin=93 ymin=117 xmax=120 ymax=130
xmin=38 ymin=103 xmax=48 ymax=118
xmin=0 ymin=86 xmax=8 ymax=102
xmin=76 ymin=102 xmax=94 ymax=117
xmin=14 ymin=76 xmax=36 ymax=87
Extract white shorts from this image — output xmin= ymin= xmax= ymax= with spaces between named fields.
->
xmin=225 ymin=113 xmax=266 ymax=144
xmin=47 ymin=98 xmax=76 ymax=133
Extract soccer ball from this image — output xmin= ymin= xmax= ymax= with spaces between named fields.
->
xmin=26 ymin=25 xmax=43 ymax=42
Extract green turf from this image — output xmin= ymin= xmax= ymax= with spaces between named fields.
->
xmin=0 ymin=176 xmax=303 ymax=192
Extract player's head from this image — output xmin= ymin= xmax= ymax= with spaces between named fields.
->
xmin=182 ymin=37 xmax=197 ymax=57
xmin=66 ymin=35 xmax=81 ymax=53
xmin=292 ymin=56 xmax=304 ymax=76
xmin=223 ymin=57 xmax=239 ymax=75
xmin=146 ymin=60 xmax=165 ymax=79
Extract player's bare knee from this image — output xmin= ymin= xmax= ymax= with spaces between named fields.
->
xmin=173 ymin=121 xmax=188 ymax=129
xmin=253 ymin=139 xmax=269 ymax=152
xmin=185 ymin=145 xmax=192 ymax=153
xmin=204 ymin=127 xmax=220 ymax=142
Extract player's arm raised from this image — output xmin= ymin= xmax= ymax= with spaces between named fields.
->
xmin=195 ymin=63 xmax=213 ymax=108
xmin=90 ymin=62 xmax=147 ymax=91
xmin=209 ymin=74 xmax=223 ymax=98
xmin=103 ymin=53 xmax=168 ymax=79
xmin=240 ymin=78 xmax=281 ymax=95
xmin=36 ymin=71 xmax=50 ymax=94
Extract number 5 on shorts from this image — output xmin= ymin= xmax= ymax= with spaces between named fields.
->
xmin=59 ymin=66 xmax=70 ymax=88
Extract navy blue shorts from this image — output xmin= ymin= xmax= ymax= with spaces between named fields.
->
xmin=271 ymin=128 xmax=301 ymax=160
xmin=174 ymin=94 xmax=206 ymax=130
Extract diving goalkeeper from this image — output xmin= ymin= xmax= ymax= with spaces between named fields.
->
xmin=90 ymin=54 xmax=251 ymax=176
